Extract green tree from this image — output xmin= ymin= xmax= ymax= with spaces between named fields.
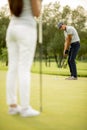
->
xmin=61 ymin=5 xmax=72 ymax=24
xmin=71 ymin=6 xmax=87 ymax=31
xmin=0 ymin=5 xmax=9 ymax=62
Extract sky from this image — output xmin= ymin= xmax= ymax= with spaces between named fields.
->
xmin=0 ymin=0 xmax=87 ymax=10
xmin=43 ymin=0 xmax=87 ymax=10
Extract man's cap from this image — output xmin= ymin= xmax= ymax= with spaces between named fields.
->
xmin=57 ymin=22 xmax=63 ymax=29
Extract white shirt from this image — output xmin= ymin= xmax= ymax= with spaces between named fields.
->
xmin=10 ymin=0 xmax=36 ymax=27
xmin=64 ymin=26 xmax=80 ymax=43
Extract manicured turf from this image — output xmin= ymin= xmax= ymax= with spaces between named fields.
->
xmin=0 ymin=61 xmax=87 ymax=77
xmin=0 ymin=71 xmax=87 ymax=130
xmin=31 ymin=61 xmax=87 ymax=77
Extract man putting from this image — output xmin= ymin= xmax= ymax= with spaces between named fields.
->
xmin=58 ymin=22 xmax=80 ymax=80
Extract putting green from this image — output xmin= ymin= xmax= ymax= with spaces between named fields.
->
xmin=0 ymin=71 xmax=87 ymax=130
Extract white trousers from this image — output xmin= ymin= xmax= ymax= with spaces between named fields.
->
xmin=6 ymin=24 xmax=37 ymax=108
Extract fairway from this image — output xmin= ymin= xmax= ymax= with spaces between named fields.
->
xmin=0 ymin=71 xmax=87 ymax=130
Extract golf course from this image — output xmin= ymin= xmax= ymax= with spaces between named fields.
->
xmin=0 ymin=62 xmax=87 ymax=130
xmin=0 ymin=0 xmax=87 ymax=129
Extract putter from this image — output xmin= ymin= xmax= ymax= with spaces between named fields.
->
xmin=39 ymin=10 xmax=43 ymax=112
xmin=61 ymin=57 xmax=67 ymax=68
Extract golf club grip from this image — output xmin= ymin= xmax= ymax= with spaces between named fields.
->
xmin=39 ymin=1 xmax=43 ymax=44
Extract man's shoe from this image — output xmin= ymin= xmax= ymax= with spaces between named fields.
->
xmin=8 ymin=105 xmax=21 ymax=115
xmin=65 ymin=76 xmax=77 ymax=80
xmin=20 ymin=106 xmax=40 ymax=117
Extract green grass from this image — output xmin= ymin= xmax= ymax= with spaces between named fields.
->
xmin=31 ymin=61 xmax=87 ymax=77
xmin=0 ymin=61 xmax=87 ymax=77
xmin=0 ymin=71 xmax=87 ymax=130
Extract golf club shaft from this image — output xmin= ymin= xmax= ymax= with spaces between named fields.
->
xmin=39 ymin=11 xmax=43 ymax=112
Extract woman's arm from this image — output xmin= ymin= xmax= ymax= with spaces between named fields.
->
xmin=31 ymin=0 xmax=42 ymax=17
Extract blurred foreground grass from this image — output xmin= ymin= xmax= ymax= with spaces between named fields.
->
xmin=0 ymin=71 xmax=87 ymax=130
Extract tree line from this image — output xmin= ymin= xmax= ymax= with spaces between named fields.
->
xmin=0 ymin=2 xmax=87 ymax=67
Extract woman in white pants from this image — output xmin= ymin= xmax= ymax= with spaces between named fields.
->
xmin=6 ymin=0 xmax=41 ymax=117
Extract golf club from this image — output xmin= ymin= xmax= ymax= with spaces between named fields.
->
xmin=39 ymin=9 xmax=43 ymax=112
